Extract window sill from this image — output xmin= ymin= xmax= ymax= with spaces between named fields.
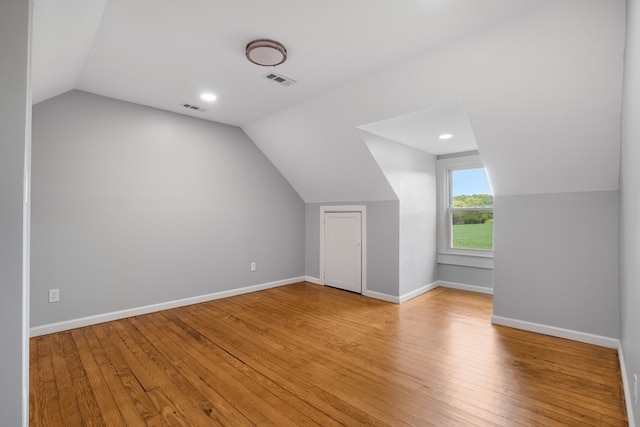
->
xmin=437 ymin=252 xmax=493 ymax=269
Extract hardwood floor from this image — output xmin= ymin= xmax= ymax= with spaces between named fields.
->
xmin=30 ymin=283 xmax=628 ymax=426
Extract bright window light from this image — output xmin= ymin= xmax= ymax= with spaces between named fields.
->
xmin=450 ymin=168 xmax=493 ymax=251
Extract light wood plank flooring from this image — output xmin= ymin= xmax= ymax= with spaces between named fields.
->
xmin=30 ymin=282 xmax=628 ymax=426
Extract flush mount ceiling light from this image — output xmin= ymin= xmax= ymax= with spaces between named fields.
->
xmin=245 ymin=39 xmax=287 ymax=67
xmin=439 ymin=133 xmax=454 ymax=140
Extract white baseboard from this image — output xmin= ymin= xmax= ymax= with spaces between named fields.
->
xmin=491 ymin=315 xmax=619 ymax=348
xmin=399 ymin=281 xmax=439 ymax=303
xmin=363 ymin=280 xmax=488 ymax=304
xmin=304 ymin=276 xmax=322 ymax=285
xmin=492 ymin=316 xmax=633 ymax=424
xmin=30 ymin=276 xmax=305 ymax=337
xmin=437 ymin=280 xmax=493 ymax=295
xmin=362 ymin=290 xmax=400 ymax=304
xmin=618 ymin=341 xmax=637 ymax=427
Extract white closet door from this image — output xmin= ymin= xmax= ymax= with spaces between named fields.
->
xmin=323 ymin=212 xmax=362 ymax=293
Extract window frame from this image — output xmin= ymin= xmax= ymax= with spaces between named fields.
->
xmin=437 ymin=154 xmax=493 ymax=269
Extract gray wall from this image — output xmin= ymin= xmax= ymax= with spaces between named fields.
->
xmin=438 ymin=264 xmax=493 ymax=289
xmin=305 ymin=201 xmax=400 ymax=296
xmin=361 ymin=133 xmax=438 ymax=296
xmin=620 ymin=0 xmax=640 ymax=423
xmin=0 ymin=0 xmax=31 ymax=424
xmin=493 ymin=191 xmax=619 ymax=338
xmin=31 ymin=90 xmax=305 ymax=327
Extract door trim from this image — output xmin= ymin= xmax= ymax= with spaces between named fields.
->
xmin=319 ymin=205 xmax=367 ymax=294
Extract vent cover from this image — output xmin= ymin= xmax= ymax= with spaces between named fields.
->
xmin=263 ymin=72 xmax=297 ymax=87
xmin=180 ymin=103 xmax=206 ymax=112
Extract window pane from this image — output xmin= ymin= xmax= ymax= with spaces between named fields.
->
xmin=452 ymin=210 xmax=493 ymax=250
xmin=451 ymin=168 xmax=493 ymax=250
xmin=451 ymin=169 xmax=492 ymax=207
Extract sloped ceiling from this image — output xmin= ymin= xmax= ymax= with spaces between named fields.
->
xmin=33 ymin=0 xmax=556 ymax=125
xmin=32 ymin=0 xmax=108 ymax=104
xmin=32 ymin=0 xmax=625 ymax=202
xmin=358 ymin=102 xmax=479 ymax=156
xmin=244 ymin=0 xmax=625 ymax=200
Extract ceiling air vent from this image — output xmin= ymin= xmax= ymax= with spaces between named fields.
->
xmin=180 ymin=103 xmax=206 ymax=112
xmin=263 ymin=72 xmax=297 ymax=87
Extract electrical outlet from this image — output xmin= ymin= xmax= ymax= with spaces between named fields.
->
xmin=250 ymin=262 xmax=256 ymax=272
xmin=48 ymin=289 xmax=60 ymax=303
xmin=634 ymin=373 xmax=638 ymax=405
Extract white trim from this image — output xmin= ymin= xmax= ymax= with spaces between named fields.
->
xmin=437 ymin=253 xmax=493 ymax=269
xmin=319 ymin=205 xmax=367 ymax=294
xmin=304 ymin=276 xmax=322 ymax=285
xmin=438 ymin=280 xmax=493 ymax=295
xmin=618 ymin=341 xmax=637 ymax=427
xmin=362 ymin=290 xmax=400 ymax=304
xmin=491 ymin=315 xmax=619 ymax=348
xmin=364 ymin=280 xmax=492 ymax=304
xmin=22 ymin=4 xmax=33 ymax=424
xmin=30 ymin=277 xmax=304 ymax=337
xmin=436 ymin=154 xmax=494 ymax=267
xmin=399 ymin=282 xmax=439 ymax=303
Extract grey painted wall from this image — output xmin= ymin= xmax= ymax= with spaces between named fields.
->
xmin=0 ymin=0 xmax=31 ymax=424
xmin=31 ymin=90 xmax=304 ymax=327
xmin=493 ymin=191 xmax=619 ymax=338
xmin=438 ymin=264 xmax=493 ymax=289
xmin=305 ymin=201 xmax=400 ymax=296
xmin=361 ymin=132 xmax=438 ymax=295
xmin=620 ymin=0 xmax=640 ymax=423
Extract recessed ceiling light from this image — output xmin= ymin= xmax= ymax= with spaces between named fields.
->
xmin=200 ymin=92 xmax=217 ymax=102
xmin=439 ymin=133 xmax=454 ymax=140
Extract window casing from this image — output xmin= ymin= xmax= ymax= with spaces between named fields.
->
xmin=437 ymin=154 xmax=493 ymax=269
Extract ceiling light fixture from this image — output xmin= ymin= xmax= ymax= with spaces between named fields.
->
xmin=439 ymin=133 xmax=454 ymax=140
xmin=200 ymin=92 xmax=217 ymax=102
xmin=245 ymin=39 xmax=287 ymax=67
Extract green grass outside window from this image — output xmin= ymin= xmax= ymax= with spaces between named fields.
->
xmin=452 ymin=223 xmax=493 ymax=250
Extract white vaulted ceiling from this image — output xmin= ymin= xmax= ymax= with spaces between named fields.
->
xmin=32 ymin=0 xmax=626 ymax=202
xmin=32 ymin=0 xmax=556 ymax=125
xmin=32 ymin=0 xmax=108 ymax=104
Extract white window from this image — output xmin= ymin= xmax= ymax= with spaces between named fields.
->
xmin=437 ymin=154 xmax=493 ymax=269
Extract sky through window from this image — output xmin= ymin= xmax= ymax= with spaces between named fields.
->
xmin=452 ymin=168 xmax=492 ymax=196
